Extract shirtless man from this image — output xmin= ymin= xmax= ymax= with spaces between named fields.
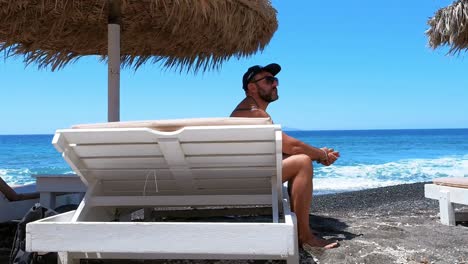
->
xmin=231 ymin=63 xmax=340 ymax=249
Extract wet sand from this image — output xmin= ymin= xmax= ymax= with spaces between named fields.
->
xmin=1 ymin=182 xmax=467 ymax=263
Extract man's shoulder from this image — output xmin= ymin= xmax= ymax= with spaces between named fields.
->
xmin=251 ymin=109 xmax=270 ymax=118
xmin=230 ymin=108 xmax=270 ymax=118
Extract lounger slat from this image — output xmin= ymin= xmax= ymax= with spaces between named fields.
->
xmin=88 ymin=170 xmax=174 ymax=180
xmin=100 ymin=188 xmax=271 ymax=196
xmin=57 ymin=126 xmax=277 ymax=145
xmin=100 ymin=178 xmax=271 ymax=193
xmin=74 ymin=144 xmax=163 ymax=157
xmin=425 ymin=184 xmax=468 ymax=205
xmin=82 ymin=157 xmax=168 ymax=169
xmin=197 ymin=179 xmax=271 ymax=189
xmin=101 ymin=180 xmax=178 ymax=192
xmin=181 ymin=142 xmax=275 ymax=155
xmin=187 ymin=155 xmax=275 ymax=166
xmin=27 ymin=222 xmax=294 ymax=256
xmin=74 ymin=142 xmax=274 ymax=157
xmin=82 ymin=156 xmax=274 ymax=169
xmin=84 ymin=167 xmax=275 ymax=181
xmin=178 ymin=127 xmax=276 ymax=142
xmin=193 ymin=168 xmax=276 ymax=178
xmin=87 ymin=166 xmax=276 ymax=180
xmin=90 ymin=194 xmax=272 ymax=207
xmin=58 ymin=129 xmax=160 ymax=144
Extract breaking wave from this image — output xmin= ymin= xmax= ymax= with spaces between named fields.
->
xmin=314 ymin=156 xmax=468 ymax=194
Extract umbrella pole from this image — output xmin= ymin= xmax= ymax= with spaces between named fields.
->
xmin=108 ymin=0 xmax=121 ymax=122
xmin=108 ymin=23 xmax=120 ymax=122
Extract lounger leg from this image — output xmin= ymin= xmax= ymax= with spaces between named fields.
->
xmin=58 ymin=252 xmax=79 ymax=264
xmin=455 ymin=211 xmax=468 ymax=222
xmin=290 ymin=216 xmax=300 ymax=264
xmin=287 ymin=254 xmax=300 ymax=264
xmin=144 ymin=207 xmax=153 ymax=220
xmin=57 ymin=252 xmax=66 ymax=264
xmin=439 ymin=190 xmax=455 ymax=226
xmin=40 ymin=192 xmax=56 ymax=209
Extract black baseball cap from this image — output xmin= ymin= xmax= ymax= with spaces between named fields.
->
xmin=242 ymin=63 xmax=281 ymax=90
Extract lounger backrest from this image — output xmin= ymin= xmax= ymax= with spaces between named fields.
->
xmin=53 ymin=118 xmax=283 ymax=206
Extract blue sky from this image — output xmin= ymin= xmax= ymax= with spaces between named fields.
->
xmin=1 ymin=0 xmax=467 ymax=134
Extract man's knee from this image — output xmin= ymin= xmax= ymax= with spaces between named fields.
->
xmin=282 ymin=154 xmax=314 ymax=182
xmin=293 ymin=154 xmax=313 ymax=170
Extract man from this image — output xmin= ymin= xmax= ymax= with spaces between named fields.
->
xmin=231 ymin=63 xmax=340 ymax=249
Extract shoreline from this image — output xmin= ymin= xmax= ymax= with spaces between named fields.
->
xmin=1 ymin=182 xmax=467 ymax=263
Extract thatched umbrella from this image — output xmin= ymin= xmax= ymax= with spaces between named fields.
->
xmin=426 ymin=0 xmax=468 ymax=54
xmin=0 ymin=0 xmax=278 ymax=121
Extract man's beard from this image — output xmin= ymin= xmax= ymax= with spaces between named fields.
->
xmin=259 ymin=88 xmax=278 ymax=103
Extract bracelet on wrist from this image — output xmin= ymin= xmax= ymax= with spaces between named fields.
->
xmin=321 ymin=148 xmax=329 ymax=164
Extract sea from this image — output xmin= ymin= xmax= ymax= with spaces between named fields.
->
xmin=1 ymin=129 xmax=467 ymax=195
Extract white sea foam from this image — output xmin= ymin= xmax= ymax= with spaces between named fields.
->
xmin=0 ymin=168 xmax=74 ymax=185
xmin=2 ymin=156 xmax=467 ymax=194
xmin=314 ymin=156 xmax=468 ymax=194
xmin=0 ymin=168 xmax=34 ymax=185
xmin=314 ymin=178 xmax=407 ymax=195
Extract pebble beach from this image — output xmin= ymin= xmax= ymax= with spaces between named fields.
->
xmin=1 ymin=182 xmax=467 ymax=264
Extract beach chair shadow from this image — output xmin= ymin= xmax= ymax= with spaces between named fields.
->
xmin=26 ymin=117 xmax=301 ymax=264
xmin=309 ymin=214 xmax=361 ymax=241
xmin=425 ymin=177 xmax=468 ymax=226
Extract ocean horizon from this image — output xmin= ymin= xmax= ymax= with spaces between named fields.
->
xmin=1 ymin=128 xmax=467 ymax=195
xmin=2 ymin=127 xmax=468 ymax=136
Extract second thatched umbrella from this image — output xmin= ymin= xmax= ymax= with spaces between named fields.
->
xmin=0 ymin=0 xmax=278 ymax=121
xmin=426 ymin=0 xmax=468 ymax=54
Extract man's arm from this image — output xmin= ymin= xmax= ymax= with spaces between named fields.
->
xmin=231 ymin=108 xmax=339 ymax=165
xmin=282 ymin=132 xmax=339 ymax=165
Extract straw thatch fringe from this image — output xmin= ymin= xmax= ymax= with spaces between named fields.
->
xmin=426 ymin=0 xmax=468 ymax=54
xmin=0 ymin=0 xmax=278 ymax=72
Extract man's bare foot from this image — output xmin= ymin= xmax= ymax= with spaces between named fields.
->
xmin=302 ymin=236 xmax=339 ymax=249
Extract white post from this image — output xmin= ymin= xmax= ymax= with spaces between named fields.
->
xmin=439 ymin=190 xmax=455 ymax=225
xmin=108 ymin=23 xmax=120 ymax=122
xmin=39 ymin=192 xmax=56 ymax=209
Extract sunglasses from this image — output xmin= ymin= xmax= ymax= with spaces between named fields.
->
xmin=251 ymin=76 xmax=279 ymax=85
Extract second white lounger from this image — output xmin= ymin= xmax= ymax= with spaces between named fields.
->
xmin=425 ymin=177 xmax=468 ymax=225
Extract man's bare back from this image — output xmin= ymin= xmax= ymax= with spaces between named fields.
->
xmin=230 ymin=96 xmax=270 ymax=118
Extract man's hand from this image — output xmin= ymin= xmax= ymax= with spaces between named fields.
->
xmin=319 ymin=147 xmax=340 ymax=166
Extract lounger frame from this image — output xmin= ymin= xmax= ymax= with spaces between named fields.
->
xmin=425 ymin=183 xmax=468 ymax=225
xmin=0 ymin=184 xmax=38 ymax=223
xmin=26 ymin=123 xmax=299 ymax=263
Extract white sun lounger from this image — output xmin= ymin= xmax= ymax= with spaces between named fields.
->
xmin=34 ymin=174 xmax=86 ymax=209
xmin=1 ymin=176 xmax=85 ymax=223
xmin=26 ymin=117 xmax=299 ymax=264
xmin=425 ymin=177 xmax=468 ymax=225
xmin=0 ymin=183 xmax=39 ymax=223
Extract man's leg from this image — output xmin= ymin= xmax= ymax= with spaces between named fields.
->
xmin=282 ymin=154 xmax=338 ymax=249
